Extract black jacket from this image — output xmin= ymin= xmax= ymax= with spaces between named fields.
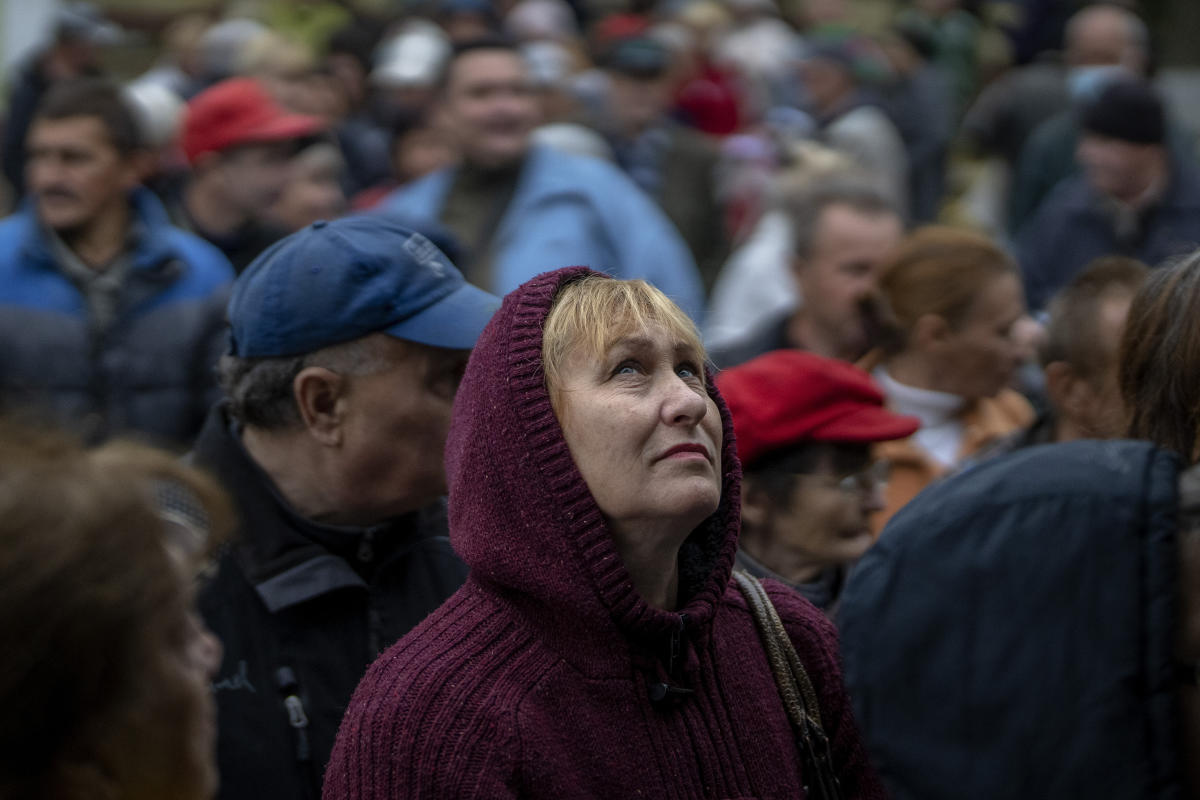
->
xmin=839 ymin=439 xmax=1183 ymax=799
xmin=193 ymin=405 xmax=468 ymax=800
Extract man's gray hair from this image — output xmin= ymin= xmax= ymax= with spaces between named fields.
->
xmin=776 ymin=170 xmax=899 ymax=261
xmin=217 ymin=334 xmax=395 ymax=431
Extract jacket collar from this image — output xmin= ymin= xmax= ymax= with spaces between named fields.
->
xmin=191 ymin=404 xmax=436 ymax=612
xmin=18 ymin=187 xmax=185 ymax=274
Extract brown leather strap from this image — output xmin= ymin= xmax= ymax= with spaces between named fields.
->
xmin=733 ymin=570 xmax=823 ymax=728
xmin=734 ymin=570 xmax=845 ymax=800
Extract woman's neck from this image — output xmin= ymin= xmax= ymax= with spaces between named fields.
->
xmin=609 ymin=520 xmax=687 ymax=611
xmin=739 ymin=527 xmax=823 ymax=585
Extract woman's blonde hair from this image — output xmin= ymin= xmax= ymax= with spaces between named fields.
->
xmin=543 ymin=275 xmax=706 ymax=404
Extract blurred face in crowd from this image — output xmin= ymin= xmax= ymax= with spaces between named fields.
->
xmin=1066 ymin=6 xmax=1143 ymax=71
xmin=441 ymin=48 xmax=539 ymax=168
xmin=26 ymin=115 xmax=140 ymax=234
xmin=924 ymin=272 xmax=1030 ymax=399
xmin=799 ymin=57 xmax=854 ymax=116
xmin=321 ymin=336 xmax=471 ymax=524
xmin=743 ymin=444 xmax=885 ymax=581
xmin=392 ymin=124 xmax=457 ymax=183
xmin=794 ymin=204 xmax=903 ymax=361
xmin=553 ymin=323 xmax=723 ymax=542
xmin=608 ymin=73 xmax=672 ymax=135
xmin=205 ymin=141 xmax=298 ymax=222
xmin=1077 ymin=134 xmax=1165 ymax=205
xmin=120 ymin=575 xmax=223 ymax=800
xmin=1048 ymin=292 xmax=1133 ymax=441
xmin=269 ymin=143 xmax=346 ymax=232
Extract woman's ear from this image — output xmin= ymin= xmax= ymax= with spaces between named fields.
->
xmin=740 ymin=478 xmax=772 ymax=534
xmin=912 ymin=313 xmax=951 ymax=350
xmin=293 ymin=367 xmax=349 ymax=446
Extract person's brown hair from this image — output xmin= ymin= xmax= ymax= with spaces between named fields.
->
xmin=874 ymin=226 xmax=1018 ymax=355
xmin=1120 ymin=253 xmax=1200 ymax=462
xmin=34 ymin=78 xmax=143 ymax=156
xmin=1042 ymin=256 xmax=1148 ymax=377
xmin=0 ymin=424 xmax=232 ymax=799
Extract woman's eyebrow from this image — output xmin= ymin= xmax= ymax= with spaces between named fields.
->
xmin=607 ymin=335 xmax=656 ymax=352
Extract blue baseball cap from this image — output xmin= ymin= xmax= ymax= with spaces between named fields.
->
xmin=228 ymin=216 xmax=500 ymax=357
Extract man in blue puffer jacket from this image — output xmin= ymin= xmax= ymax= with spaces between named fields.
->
xmin=0 ymin=78 xmax=233 ymax=447
xmin=839 ymin=438 xmax=1191 ymax=799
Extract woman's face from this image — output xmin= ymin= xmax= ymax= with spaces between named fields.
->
xmin=746 ymin=446 xmax=885 ymax=574
xmin=119 ymin=575 xmax=223 ymax=800
xmin=931 ymin=272 xmax=1031 ymax=399
xmin=554 ymin=323 xmax=723 ymax=539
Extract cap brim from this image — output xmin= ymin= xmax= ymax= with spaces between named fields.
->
xmin=813 ymin=405 xmax=921 ymax=443
xmin=384 ymin=281 xmax=502 ymax=350
xmin=239 ymin=113 xmax=327 ymax=146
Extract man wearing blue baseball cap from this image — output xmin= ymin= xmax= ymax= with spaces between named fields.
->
xmin=190 ymin=215 xmax=499 ymax=800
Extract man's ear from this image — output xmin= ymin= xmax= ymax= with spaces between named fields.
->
xmin=293 ymin=366 xmax=349 ymax=446
xmin=123 ymin=150 xmax=155 ymax=188
xmin=1044 ymin=360 xmax=1087 ymax=420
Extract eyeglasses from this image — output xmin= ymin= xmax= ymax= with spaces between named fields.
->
xmin=799 ymin=461 xmax=890 ymax=497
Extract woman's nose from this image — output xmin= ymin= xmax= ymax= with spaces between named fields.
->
xmin=190 ymin=615 xmax=224 ymax=679
xmin=661 ymin=374 xmax=708 ymax=425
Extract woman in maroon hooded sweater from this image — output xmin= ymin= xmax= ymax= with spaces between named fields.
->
xmin=323 ymin=268 xmax=884 ymax=799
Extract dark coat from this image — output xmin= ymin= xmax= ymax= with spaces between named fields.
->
xmin=656 ymin=125 xmax=730 ymax=292
xmin=1016 ymin=163 xmax=1200 ymax=309
xmin=193 ymin=405 xmax=468 ymax=800
xmin=839 ymin=439 xmax=1183 ymax=800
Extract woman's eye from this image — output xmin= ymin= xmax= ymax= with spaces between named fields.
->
xmin=614 ymin=361 xmax=640 ymax=375
xmin=677 ymin=363 xmax=703 ymax=380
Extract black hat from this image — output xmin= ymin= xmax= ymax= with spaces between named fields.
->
xmin=1079 ymin=78 xmax=1166 ymax=145
xmin=603 ymin=36 xmax=669 ymax=80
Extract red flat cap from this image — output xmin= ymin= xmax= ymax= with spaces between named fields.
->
xmin=182 ymin=77 xmax=325 ymax=164
xmin=716 ymin=349 xmax=920 ymax=468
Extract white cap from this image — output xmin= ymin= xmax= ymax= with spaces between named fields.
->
xmin=371 ymin=22 xmax=451 ymax=89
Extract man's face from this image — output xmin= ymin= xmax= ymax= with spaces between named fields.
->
xmin=608 ymin=73 xmax=671 ymax=134
xmin=795 ymin=204 xmax=903 ymax=360
xmin=441 ymin=49 xmax=539 ymax=169
xmin=26 ymin=116 xmax=139 ymax=234
xmin=798 ymin=57 xmax=852 ymax=114
xmin=1077 ymin=134 xmax=1162 ymax=202
xmin=1065 ymin=293 xmax=1134 ymax=439
xmin=335 ymin=337 xmax=471 ymax=521
xmin=210 ymin=141 xmax=299 ymax=222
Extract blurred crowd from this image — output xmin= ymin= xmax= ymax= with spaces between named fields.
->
xmin=3 ymin=0 xmax=1200 ymax=798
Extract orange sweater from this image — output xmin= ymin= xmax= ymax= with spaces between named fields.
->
xmin=870 ymin=389 xmax=1034 ymax=534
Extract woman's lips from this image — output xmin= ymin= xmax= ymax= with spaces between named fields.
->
xmin=659 ymin=443 xmax=712 ymax=462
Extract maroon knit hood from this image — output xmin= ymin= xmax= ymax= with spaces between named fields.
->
xmin=444 ymin=267 xmax=742 ymax=654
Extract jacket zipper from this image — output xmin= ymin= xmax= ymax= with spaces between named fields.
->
xmin=649 ymin=613 xmax=694 ymax=703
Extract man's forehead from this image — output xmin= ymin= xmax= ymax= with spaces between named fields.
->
xmin=815 ymin=205 xmax=901 ymax=255
xmin=450 ymin=50 xmax=528 ymax=84
xmin=29 ymin=115 xmax=109 ymax=143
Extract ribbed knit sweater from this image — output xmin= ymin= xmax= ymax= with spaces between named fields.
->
xmin=323 ymin=267 xmax=886 ymax=799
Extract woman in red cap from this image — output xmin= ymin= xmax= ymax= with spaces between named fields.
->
xmin=717 ymin=350 xmax=919 ymax=613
